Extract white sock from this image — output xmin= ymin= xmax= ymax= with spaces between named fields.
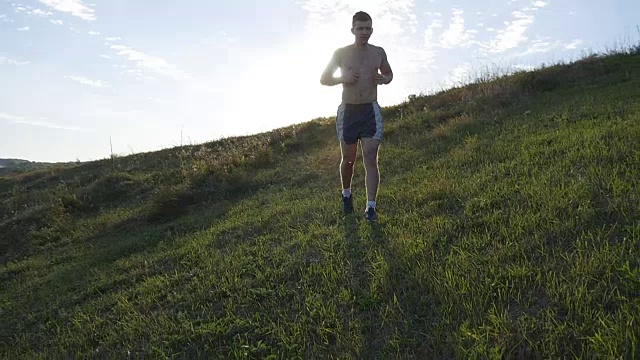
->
xmin=342 ymin=188 xmax=351 ymax=197
xmin=367 ymin=201 xmax=376 ymax=209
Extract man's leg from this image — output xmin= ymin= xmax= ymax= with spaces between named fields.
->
xmin=340 ymin=141 xmax=358 ymax=191
xmin=361 ymin=138 xmax=380 ymax=206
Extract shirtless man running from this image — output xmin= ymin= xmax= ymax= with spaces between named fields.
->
xmin=320 ymin=11 xmax=394 ymax=222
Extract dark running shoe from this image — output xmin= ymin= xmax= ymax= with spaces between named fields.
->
xmin=364 ymin=206 xmax=377 ymax=222
xmin=342 ymin=194 xmax=354 ymax=214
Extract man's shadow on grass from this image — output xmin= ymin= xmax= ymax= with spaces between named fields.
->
xmin=342 ymin=215 xmax=393 ymax=358
xmin=342 ymin=214 xmax=448 ymax=358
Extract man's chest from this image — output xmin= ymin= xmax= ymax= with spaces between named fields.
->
xmin=340 ymin=48 xmax=382 ymax=71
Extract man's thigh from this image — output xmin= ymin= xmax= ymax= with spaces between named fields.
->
xmin=360 ymin=138 xmax=380 ymax=163
xmin=340 ymin=141 xmax=358 ymax=162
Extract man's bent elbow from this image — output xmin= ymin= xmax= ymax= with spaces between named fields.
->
xmin=320 ymin=74 xmax=335 ymax=86
xmin=320 ymin=76 xmax=335 ymax=86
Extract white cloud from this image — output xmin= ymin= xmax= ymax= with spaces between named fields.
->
xmin=564 ymin=39 xmax=583 ymax=50
xmin=50 ymin=19 xmax=63 ymax=25
xmin=424 ymin=19 xmax=443 ymax=43
xmin=14 ymin=5 xmax=53 ymax=18
xmin=99 ymin=54 xmax=111 ymax=59
xmin=517 ymin=38 xmax=561 ymax=56
xmin=109 ymin=45 xmax=192 ymax=81
xmin=439 ymin=8 xmax=475 ymax=48
xmin=513 ymin=64 xmax=535 ymax=71
xmin=0 ymin=112 xmax=85 ymax=131
xmin=416 ymin=18 xmax=442 ymax=68
xmin=88 ymin=30 xmax=100 ymax=35
xmin=0 ymin=56 xmax=29 ymax=65
xmin=484 ymin=7 xmax=536 ymax=53
xmin=67 ymin=75 xmax=109 ymax=88
xmin=0 ymin=112 xmax=24 ymax=122
xmin=17 ymin=26 xmax=29 ymax=31
xmin=38 ymin=0 xmax=95 ymax=21
xmin=105 ymin=36 xmax=121 ymax=41
xmin=32 ymin=8 xmax=53 ymax=17
xmin=448 ymin=62 xmax=473 ymax=86
xmin=532 ymin=1 xmax=547 ymax=8
xmin=301 ymin=0 xmax=418 ymax=41
xmin=505 ymin=37 xmax=581 ymax=60
xmin=85 ymin=108 xmax=145 ymax=122
xmin=1 ymin=14 xmax=14 ymax=22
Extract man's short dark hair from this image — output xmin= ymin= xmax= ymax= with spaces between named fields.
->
xmin=352 ymin=11 xmax=372 ymax=26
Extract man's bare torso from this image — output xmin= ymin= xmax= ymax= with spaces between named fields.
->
xmin=337 ymin=44 xmax=385 ymax=104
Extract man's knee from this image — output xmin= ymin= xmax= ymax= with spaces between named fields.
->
xmin=342 ymin=157 xmax=356 ymax=166
xmin=342 ymin=156 xmax=356 ymax=166
xmin=362 ymin=152 xmax=378 ymax=168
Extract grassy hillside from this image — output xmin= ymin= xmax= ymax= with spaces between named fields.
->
xmin=1 ymin=51 xmax=639 ymax=359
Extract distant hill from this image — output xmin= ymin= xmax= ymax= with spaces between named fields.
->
xmin=0 ymin=158 xmax=30 ymax=167
xmin=0 ymin=49 xmax=638 ymax=358
xmin=0 ymin=158 xmax=66 ymax=176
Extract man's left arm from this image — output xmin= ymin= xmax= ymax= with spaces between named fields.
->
xmin=378 ymin=48 xmax=393 ymax=85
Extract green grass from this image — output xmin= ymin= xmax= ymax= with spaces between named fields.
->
xmin=1 ymin=51 xmax=639 ymax=359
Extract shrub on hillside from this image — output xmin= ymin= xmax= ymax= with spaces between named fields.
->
xmin=514 ymin=69 xmax=562 ymax=93
xmin=183 ymin=138 xmax=276 ymax=184
xmin=0 ymin=200 xmax=72 ymax=263
xmin=148 ymin=167 xmax=258 ymax=221
xmin=0 ymin=178 xmax=14 ymax=195
xmin=267 ymin=120 xmax=330 ymax=155
xmin=12 ymin=170 xmax=60 ymax=191
xmin=81 ymin=171 xmax=148 ymax=209
xmin=146 ymin=184 xmax=194 ymax=221
xmin=58 ymin=193 xmax=85 ymax=213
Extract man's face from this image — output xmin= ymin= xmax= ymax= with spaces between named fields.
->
xmin=351 ymin=20 xmax=373 ymax=45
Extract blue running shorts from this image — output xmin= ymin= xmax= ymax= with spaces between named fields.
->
xmin=335 ymin=102 xmax=383 ymax=144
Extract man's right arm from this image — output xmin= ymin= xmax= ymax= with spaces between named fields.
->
xmin=320 ymin=49 xmax=343 ymax=86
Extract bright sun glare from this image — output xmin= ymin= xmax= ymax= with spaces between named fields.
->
xmin=219 ymin=32 xmax=346 ymax=136
xmin=214 ymin=11 xmax=409 ymax=140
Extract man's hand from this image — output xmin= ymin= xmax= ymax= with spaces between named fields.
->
xmin=374 ymin=73 xmax=389 ymax=85
xmin=341 ymin=69 xmax=360 ymax=85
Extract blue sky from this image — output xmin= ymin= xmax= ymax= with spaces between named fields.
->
xmin=1 ymin=0 xmax=638 ymax=162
